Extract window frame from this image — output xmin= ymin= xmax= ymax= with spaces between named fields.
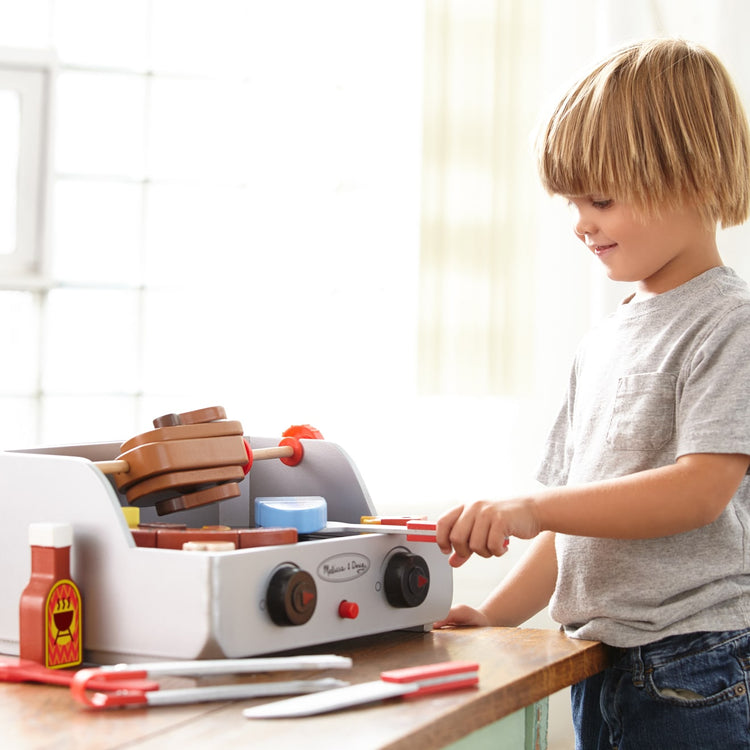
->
xmin=0 ymin=48 xmax=55 ymax=285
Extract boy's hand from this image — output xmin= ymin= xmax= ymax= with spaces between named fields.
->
xmin=433 ymin=604 xmax=490 ymax=629
xmin=436 ymin=498 xmax=541 ymax=567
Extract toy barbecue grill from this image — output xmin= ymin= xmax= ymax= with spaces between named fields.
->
xmin=0 ymin=408 xmax=452 ymax=663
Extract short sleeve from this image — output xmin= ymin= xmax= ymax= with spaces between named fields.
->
xmin=676 ymin=304 xmax=750 ymax=461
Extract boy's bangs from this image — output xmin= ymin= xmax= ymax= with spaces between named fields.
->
xmin=537 ymin=82 xmax=620 ymax=202
xmin=536 ymin=39 xmax=750 ymax=226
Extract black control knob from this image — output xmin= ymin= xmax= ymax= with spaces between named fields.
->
xmin=383 ymin=552 xmax=430 ymax=608
xmin=266 ymin=564 xmax=317 ymax=625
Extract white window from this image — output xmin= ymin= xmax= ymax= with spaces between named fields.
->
xmin=0 ymin=4 xmax=425 ymax=450
xmin=0 ymin=50 xmax=53 ymax=280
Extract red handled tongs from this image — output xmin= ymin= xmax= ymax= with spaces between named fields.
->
xmin=71 ymin=654 xmax=352 ymax=709
xmin=0 ymin=655 xmax=158 ymax=693
xmin=242 ymin=660 xmax=479 ymax=718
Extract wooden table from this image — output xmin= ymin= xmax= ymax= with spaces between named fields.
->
xmin=1 ymin=627 xmax=610 ymax=750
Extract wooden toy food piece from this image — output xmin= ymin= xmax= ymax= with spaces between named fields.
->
xmin=131 ymin=525 xmax=299 ymax=549
xmin=98 ymin=407 xmax=247 ymax=515
xmin=150 ymin=482 xmax=242 ymax=515
xmin=110 ymin=412 xmax=248 ymax=515
xmin=152 ymin=406 xmax=227 ymax=427
xmin=93 ymin=407 xmax=314 ymax=516
xmin=122 ymin=465 xmax=246 ymax=505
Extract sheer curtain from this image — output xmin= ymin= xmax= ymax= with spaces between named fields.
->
xmin=418 ymin=0 xmax=750 ymax=403
xmin=418 ymin=0 xmax=541 ymax=397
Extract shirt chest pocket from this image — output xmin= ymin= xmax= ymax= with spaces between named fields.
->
xmin=606 ymin=372 xmax=677 ymax=451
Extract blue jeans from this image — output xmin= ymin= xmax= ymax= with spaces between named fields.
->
xmin=571 ymin=629 xmax=750 ymax=749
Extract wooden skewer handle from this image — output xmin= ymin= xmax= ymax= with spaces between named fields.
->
xmin=93 ymin=445 xmax=294 ymax=476
xmin=96 ymin=460 xmax=130 ymax=474
xmin=249 ymin=445 xmax=294 ymax=461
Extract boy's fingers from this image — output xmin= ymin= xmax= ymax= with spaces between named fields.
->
xmin=448 ymin=551 xmax=472 ymax=568
xmin=437 ymin=503 xmax=512 ymax=561
xmin=488 ymin=521 xmax=511 ymax=556
xmin=435 ymin=505 xmax=464 ymax=553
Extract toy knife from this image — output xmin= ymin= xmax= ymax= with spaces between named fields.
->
xmin=242 ymin=660 xmax=479 ymax=719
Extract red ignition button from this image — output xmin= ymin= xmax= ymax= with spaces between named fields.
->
xmin=338 ymin=600 xmax=359 ymax=619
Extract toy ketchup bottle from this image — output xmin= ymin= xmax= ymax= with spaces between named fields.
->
xmin=19 ymin=523 xmax=83 ymax=668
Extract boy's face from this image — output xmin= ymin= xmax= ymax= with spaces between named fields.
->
xmin=565 ymin=196 xmax=719 ymax=297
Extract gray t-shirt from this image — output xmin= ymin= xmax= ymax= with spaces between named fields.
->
xmin=536 ymin=266 xmax=750 ymax=647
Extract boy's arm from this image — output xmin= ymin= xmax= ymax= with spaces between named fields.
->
xmin=434 ymin=531 xmax=557 ymax=628
xmin=437 ymin=452 xmax=750 ymax=565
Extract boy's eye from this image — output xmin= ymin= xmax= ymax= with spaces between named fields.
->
xmin=591 ymin=198 xmax=613 ymax=209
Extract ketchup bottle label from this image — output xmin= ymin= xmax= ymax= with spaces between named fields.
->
xmin=45 ymin=579 xmax=82 ymax=668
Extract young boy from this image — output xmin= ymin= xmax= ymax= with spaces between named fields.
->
xmin=434 ymin=38 xmax=750 ymax=748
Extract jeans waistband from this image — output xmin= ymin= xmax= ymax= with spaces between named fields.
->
xmin=612 ymin=628 xmax=750 ymax=670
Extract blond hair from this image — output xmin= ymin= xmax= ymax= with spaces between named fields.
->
xmin=537 ymin=38 xmax=750 ymax=227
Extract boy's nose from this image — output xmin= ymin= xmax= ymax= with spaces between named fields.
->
xmin=572 ymin=211 xmax=595 ymax=238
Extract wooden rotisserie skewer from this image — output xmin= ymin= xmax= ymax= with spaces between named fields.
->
xmin=95 ymin=445 xmax=296 ymax=477
xmin=92 ymin=406 xmax=310 ymax=516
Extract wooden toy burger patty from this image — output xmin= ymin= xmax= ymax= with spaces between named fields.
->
xmin=93 ymin=407 xmax=314 ymax=516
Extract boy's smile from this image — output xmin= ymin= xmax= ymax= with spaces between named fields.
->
xmin=566 ymin=197 xmax=722 ymax=298
xmin=591 ymin=242 xmax=618 ymax=256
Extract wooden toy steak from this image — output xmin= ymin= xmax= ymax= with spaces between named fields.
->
xmin=94 ymin=406 xmax=312 ymax=516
